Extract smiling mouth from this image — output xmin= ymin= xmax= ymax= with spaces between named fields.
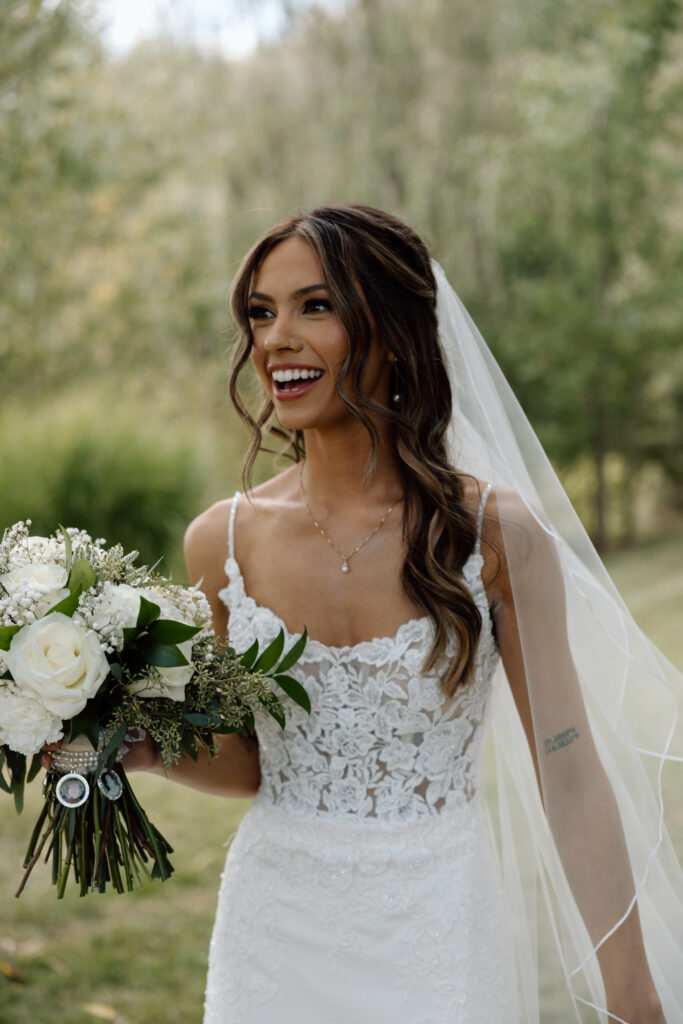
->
xmin=271 ymin=368 xmax=325 ymax=395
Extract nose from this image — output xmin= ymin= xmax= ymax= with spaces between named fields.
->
xmin=263 ymin=316 xmax=303 ymax=353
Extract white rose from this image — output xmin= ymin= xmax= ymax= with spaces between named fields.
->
xmin=3 ymin=613 xmax=110 ymax=718
xmin=103 ymin=583 xmax=194 ymax=702
xmin=0 ymin=562 xmax=70 ymax=617
xmin=125 ymin=651 xmax=193 ymax=702
xmin=0 ymin=686 xmax=64 ymax=756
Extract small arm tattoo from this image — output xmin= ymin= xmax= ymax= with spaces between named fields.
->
xmin=544 ymin=726 xmax=580 ymax=755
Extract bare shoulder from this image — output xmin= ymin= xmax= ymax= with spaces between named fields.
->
xmin=184 ymin=469 xmax=299 ymax=581
xmin=184 ymin=498 xmax=233 ymax=587
xmin=477 ymin=483 xmax=556 ymax=600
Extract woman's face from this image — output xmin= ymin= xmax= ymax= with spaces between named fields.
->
xmin=248 ymin=236 xmax=392 ymax=432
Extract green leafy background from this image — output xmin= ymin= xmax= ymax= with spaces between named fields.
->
xmin=1 ymin=0 xmax=683 ymax=1020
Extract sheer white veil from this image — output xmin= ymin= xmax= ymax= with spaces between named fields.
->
xmin=432 ymin=259 xmax=683 ymax=1022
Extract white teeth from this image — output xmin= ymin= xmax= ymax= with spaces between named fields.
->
xmin=271 ymin=368 xmax=323 ymax=383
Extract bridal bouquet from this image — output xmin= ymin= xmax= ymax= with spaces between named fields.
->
xmin=0 ymin=521 xmax=308 ymax=898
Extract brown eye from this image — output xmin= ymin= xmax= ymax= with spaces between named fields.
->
xmin=303 ymin=298 xmax=332 ymax=314
xmin=248 ymin=306 xmax=274 ymax=321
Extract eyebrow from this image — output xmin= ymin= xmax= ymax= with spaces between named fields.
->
xmin=249 ymin=283 xmax=329 ymax=302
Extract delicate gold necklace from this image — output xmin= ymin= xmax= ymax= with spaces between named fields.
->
xmin=299 ymin=464 xmax=397 ymax=574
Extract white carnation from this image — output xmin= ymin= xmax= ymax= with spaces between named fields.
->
xmin=0 ymin=685 xmax=64 ymax=757
xmin=0 ymin=562 xmax=70 ymax=619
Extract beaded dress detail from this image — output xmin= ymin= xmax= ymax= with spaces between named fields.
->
xmin=203 ymin=485 xmax=520 ymax=1024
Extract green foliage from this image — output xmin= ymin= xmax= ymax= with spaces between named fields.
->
xmin=1 ymin=0 xmax=682 ymax=550
xmin=0 ymin=392 xmax=214 ymax=571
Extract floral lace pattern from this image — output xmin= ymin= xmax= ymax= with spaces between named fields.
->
xmin=219 ymin=492 xmax=499 ymax=824
xmin=205 ymin=485 xmax=520 ymax=1024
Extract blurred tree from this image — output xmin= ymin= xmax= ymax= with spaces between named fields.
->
xmin=1 ymin=0 xmax=681 ymax=548
xmin=493 ymin=0 xmax=683 ymax=546
xmin=0 ymin=0 xmax=101 ymax=391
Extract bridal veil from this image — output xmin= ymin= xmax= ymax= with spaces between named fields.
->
xmin=432 ymin=260 xmax=683 ymax=1022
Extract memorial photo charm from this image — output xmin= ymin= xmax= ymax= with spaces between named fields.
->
xmin=55 ymin=773 xmax=90 ymax=809
xmin=97 ymin=770 xmax=123 ymax=802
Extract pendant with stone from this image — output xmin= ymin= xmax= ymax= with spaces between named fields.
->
xmin=341 ymin=559 xmax=350 ymax=573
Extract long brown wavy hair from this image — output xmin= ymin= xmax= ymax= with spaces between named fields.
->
xmin=228 ymin=204 xmax=482 ymax=695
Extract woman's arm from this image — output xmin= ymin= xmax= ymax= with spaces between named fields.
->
xmin=484 ymin=486 xmax=664 ymax=1023
xmin=123 ymin=729 xmax=260 ymax=797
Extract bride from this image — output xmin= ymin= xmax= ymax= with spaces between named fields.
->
xmin=127 ymin=205 xmax=681 ymax=1022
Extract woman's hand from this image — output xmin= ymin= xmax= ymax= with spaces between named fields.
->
xmin=120 ymin=733 xmax=160 ymax=773
xmin=41 ymin=733 xmax=161 ymax=774
xmin=41 ymin=740 xmax=62 ymax=771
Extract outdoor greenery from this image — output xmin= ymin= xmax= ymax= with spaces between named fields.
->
xmin=0 ymin=2 xmax=681 ymax=1016
xmin=1 ymin=0 xmax=682 ymax=558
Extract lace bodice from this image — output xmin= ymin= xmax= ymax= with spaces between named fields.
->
xmin=219 ymin=486 xmax=499 ymax=824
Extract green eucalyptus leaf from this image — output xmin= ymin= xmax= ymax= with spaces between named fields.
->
xmin=109 ymin=662 xmax=123 ymax=679
xmin=67 ymin=557 xmax=96 ymax=595
xmin=136 ymin=595 xmax=161 ymax=629
xmin=4 ymin=747 xmax=25 ymax=782
xmin=58 ymin=524 xmax=73 ymax=575
xmin=183 ymin=713 xmax=211 ymax=726
xmin=0 ymin=625 xmax=22 ymax=651
xmin=98 ymin=723 xmax=127 ymax=770
xmin=265 ymin=698 xmax=286 ymax=730
xmin=182 ymin=731 xmax=198 ymax=761
xmin=275 ymin=627 xmax=308 ymax=673
xmin=273 ymin=674 xmax=311 ymax=713
xmin=239 ymin=639 xmax=259 ymax=669
xmin=13 ymin=780 xmax=24 ymax=814
xmin=139 ymin=640 xmax=190 ymax=668
xmin=121 ymin=626 xmax=139 ymax=648
xmin=26 ymin=752 xmax=43 ymax=783
xmin=0 ymin=748 xmax=12 ymax=794
xmin=146 ymin=619 xmax=200 ymax=644
xmin=68 ymin=704 xmax=100 ymax=749
xmin=9 ymin=751 xmax=26 ymax=812
xmin=45 ymin=584 xmax=82 ymax=617
xmin=254 ymin=629 xmax=285 ymax=673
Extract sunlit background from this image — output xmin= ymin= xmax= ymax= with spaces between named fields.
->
xmin=1 ymin=1 xmax=682 ymax=1021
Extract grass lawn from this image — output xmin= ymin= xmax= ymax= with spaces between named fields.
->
xmin=1 ymin=531 xmax=681 ymax=1024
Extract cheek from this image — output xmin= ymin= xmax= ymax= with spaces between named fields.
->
xmin=249 ymin=343 xmax=269 ymax=385
xmin=324 ymin=328 xmax=350 ymax=373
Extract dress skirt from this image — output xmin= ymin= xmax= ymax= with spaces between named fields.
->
xmin=203 ymin=795 xmax=520 ymax=1024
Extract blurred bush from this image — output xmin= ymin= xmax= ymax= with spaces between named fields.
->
xmin=0 ymin=392 xmax=216 ymax=576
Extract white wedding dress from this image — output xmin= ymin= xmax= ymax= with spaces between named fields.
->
xmin=203 ymin=486 xmax=521 ymax=1024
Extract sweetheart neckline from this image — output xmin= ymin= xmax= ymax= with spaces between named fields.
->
xmin=220 ymin=551 xmax=487 ymax=655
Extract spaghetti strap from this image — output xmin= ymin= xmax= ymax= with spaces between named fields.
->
xmin=228 ymin=491 xmax=241 ymax=560
xmin=474 ymin=483 xmax=492 ymax=556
